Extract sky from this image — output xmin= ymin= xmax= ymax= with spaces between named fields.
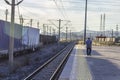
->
xmin=0 ymin=0 xmax=120 ymax=32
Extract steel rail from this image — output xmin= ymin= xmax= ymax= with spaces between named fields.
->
xmin=24 ymin=42 xmax=75 ymax=80
xmin=50 ymin=43 xmax=75 ymax=80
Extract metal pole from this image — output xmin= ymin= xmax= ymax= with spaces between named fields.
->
xmin=4 ymin=0 xmax=23 ymax=72
xmin=100 ymin=14 xmax=102 ymax=35
xmin=30 ymin=19 xmax=33 ymax=27
xmin=50 ymin=26 xmax=51 ymax=36
xmin=103 ymin=13 xmax=106 ymax=36
xmin=84 ymin=0 xmax=88 ymax=44
xmin=47 ymin=25 xmax=48 ymax=35
xmin=9 ymin=0 xmax=15 ymax=72
xmin=20 ymin=15 xmax=21 ymax=25
xmin=21 ymin=16 xmax=24 ymax=26
xmin=116 ymin=25 xmax=118 ymax=37
xmin=66 ymin=27 xmax=68 ymax=41
xmin=5 ymin=9 xmax=8 ymax=21
xmin=37 ymin=21 xmax=39 ymax=29
xmin=58 ymin=19 xmax=61 ymax=42
xmin=20 ymin=15 xmax=22 ymax=25
xmin=70 ymin=30 xmax=71 ymax=41
xmin=43 ymin=24 xmax=45 ymax=35
xmin=112 ymin=29 xmax=113 ymax=41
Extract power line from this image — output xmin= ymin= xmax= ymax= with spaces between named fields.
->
xmin=18 ymin=6 xmax=40 ymax=19
xmin=53 ymin=0 xmax=66 ymax=19
xmin=59 ymin=0 xmax=68 ymax=19
xmin=61 ymin=0 xmax=120 ymax=4
xmin=17 ymin=0 xmax=21 ymax=24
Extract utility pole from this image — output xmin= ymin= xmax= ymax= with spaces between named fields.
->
xmin=47 ymin=25 xmax=48 ymax=35
xmin=70 ymin=30 xmax=71 ymax=41
xmin=21 ymin=15 xmax=24 ymax=26
xmin=37 ymin=21 xmax=39 ymax=29
xmin=43 ymin=24 xmax=49 ymax=35
xmin=111 ymin=29 xmax=113 ymax=41
xmin=20 ymin=15 xmax=22 ymax=25
xmin=84 ymin=0 xmax=88 ymax=44
xmin=48 ymin=19 xmax=70 ymax=42
xmin=43 ymin=24 xmax=46 ymax=35
xmin=103 ymin=13 xmax=106 ymax=36
xmin=116 ymin=24 xmax=119 ymax=37
xmin=57 ymin=19 xmax=63 ymax=42
xmin=4 ymin=0 xmax=23 ymax=72
xmin=100 ymin=14 xmax=102 ymax=31
xmin=30 ymin=19 xmax=32 ymax=27
xmin=50 ymin=26 xmax=51 ymax=36
xmin=100 ymin=14 xmax=103 ymax=36
xmin=9 ymin=0 xmax=15 ymax=72
xmin=66 ymin=27 xmax=68 ymax=41
xmin=20 ymin=15 xmax=24 ymax=26
xmin=5 ymin=9 xmax=9 ymax=21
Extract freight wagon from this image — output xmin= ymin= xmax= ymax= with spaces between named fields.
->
xmin=22 ymin=26 xmax=40 ymax=50
xmin=0 ymin=20 xmax=57 ymax=55
xmin=40 ymin=35 xmax=57 ymax=45
xmin=0 ymin=20 xmax=23 ymax=51
xmin=0 ymin=20 xmax=40 ymax=54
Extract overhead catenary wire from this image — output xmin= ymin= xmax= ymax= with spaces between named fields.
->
xmin=0 ymin=0 xmax=119 ymax=31
xmin=0 ymin=1 xmax=9 ymax=20
xmin=59 ymin=0 xmax=69 ymax=20
xmin=53 ymin=0 xmax=67 ymax=19
xmin=17 ymin=5 xmax=49 ymax=24
xmin=16 ymin=0 xmax=22 ymax=24
xmin=59 ymin=0 xmax=120 ymax=4
xmin=1 ymin=0 xmax=120 ymax=21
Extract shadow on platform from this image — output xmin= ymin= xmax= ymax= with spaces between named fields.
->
xmin=85 ymin=55 xmax=120 ymax=80
xmin=82 ymin=49 xmax=102 ymax=56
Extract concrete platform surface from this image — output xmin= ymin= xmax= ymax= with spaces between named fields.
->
xmin=59 ymin=45 xmax=120 ymax=80
xmin=59 ymin=45 xmax=93 ymax=80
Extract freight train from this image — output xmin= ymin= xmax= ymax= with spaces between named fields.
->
xmin=115 ymin=37 xmax=120 ymax=43
xmin=0 ymin=20 xmax=57 ymax=54
xmin=40 ymin=35 xmax=57 ymax=45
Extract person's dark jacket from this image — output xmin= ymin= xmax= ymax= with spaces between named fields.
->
xmin=86 ymin=39 xmax=92 ymax=48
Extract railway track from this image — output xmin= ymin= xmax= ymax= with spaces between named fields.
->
xmin=23 ymin=42 xmax=75 ymax=80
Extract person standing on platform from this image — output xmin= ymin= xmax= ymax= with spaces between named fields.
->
xmin=86 ymin=38 xmax=92 ymax=56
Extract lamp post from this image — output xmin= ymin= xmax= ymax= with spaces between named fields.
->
xmin=84 ymin=0 xmax=88 ymax=44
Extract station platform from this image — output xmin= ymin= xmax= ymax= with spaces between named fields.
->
xmin=59 ymin=44 xmax=120 ymax=80
xmin=59 ymin=45 xmax=93 ymax=80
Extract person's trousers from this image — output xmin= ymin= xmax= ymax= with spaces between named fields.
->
xmin=87 ymin=48 xmax=91 ymax=55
